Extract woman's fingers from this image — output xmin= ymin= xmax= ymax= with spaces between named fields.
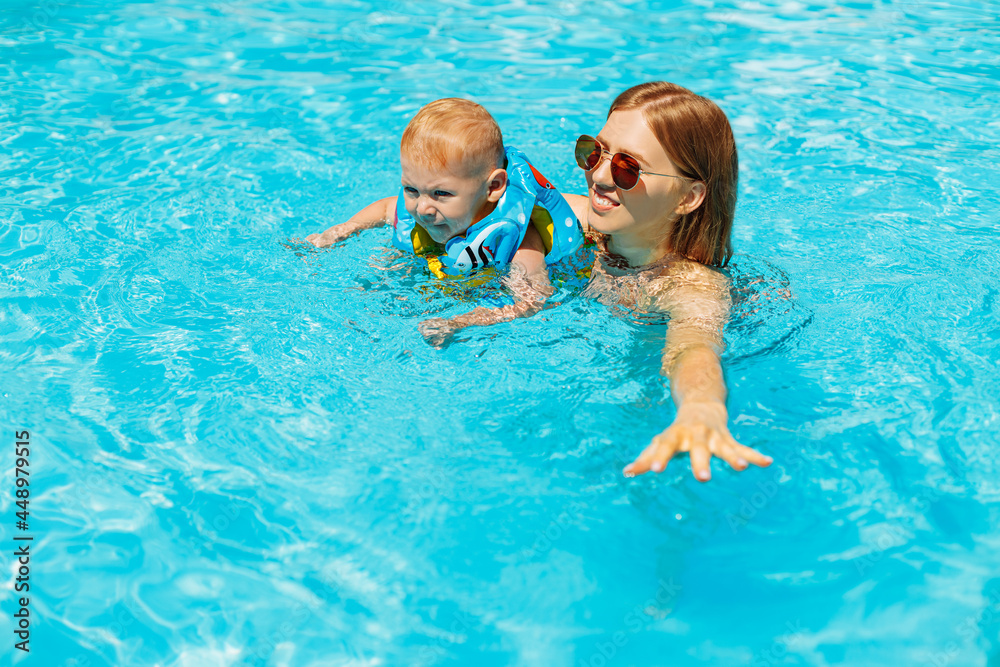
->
xmin=735 ymin=443 xmax=773 ymax=468
xmin=689 ymin=443 xmax=713 ymax=482
xmin=711 ymin=434 xmax=749 ymax=472
xmin=623 ymin=428 xmax=774 ymax=481
xmin=719 ymin=431 xmax=772 ymax=468
xmin=624 ymin=432 xmax=678 ymax=476
xmin=648 ymin=432 xmax=677 ymax=473
xmin=623 ymin=444 xmax=656 ymax=477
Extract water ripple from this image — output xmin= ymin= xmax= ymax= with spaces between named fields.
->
xmin=3 ymin=0 xmax=1000 ymax=664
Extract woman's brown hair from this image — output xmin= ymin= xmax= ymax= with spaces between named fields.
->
xmin=609 ymin=82 xmax=738 ymax=267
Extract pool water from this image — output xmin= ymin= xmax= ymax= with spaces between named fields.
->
xmin=3 ymin=0 xmax=999 ymax=665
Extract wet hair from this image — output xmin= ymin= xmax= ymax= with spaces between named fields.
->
xmin=400 ymin=98 xmax=504 ymax=176
xmin=609 ymin=82 xmax=738 ymax=267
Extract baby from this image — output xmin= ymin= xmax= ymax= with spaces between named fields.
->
xmin=306 ymin=98 xmax=582 ymax=345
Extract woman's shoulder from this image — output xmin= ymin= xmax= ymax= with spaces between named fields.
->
xmin=652 ymin=253 xmax=727 ymax=283
xmin=669 ymin=256 xmax=728 ymax=284
xmin=648 ymin=255 xmax=731 ymax=307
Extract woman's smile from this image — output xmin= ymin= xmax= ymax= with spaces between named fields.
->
xmin=590 ymin=186 xmax=620 ymax=213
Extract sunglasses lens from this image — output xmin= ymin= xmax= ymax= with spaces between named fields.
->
xmin=610 ymin=153 xmax=640 ymax=190
xmin=575 ymin=136 xmax=600 ymax=170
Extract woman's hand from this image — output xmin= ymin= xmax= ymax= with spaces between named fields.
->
xmin=623 ymin=400 xmax=771 ymax=482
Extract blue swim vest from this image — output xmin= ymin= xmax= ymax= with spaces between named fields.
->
xmin=391 ymin=146 xmax=582 ymax=277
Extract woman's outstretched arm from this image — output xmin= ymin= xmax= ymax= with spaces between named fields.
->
xmin=623 ymin=266 xmax=772 ymax=482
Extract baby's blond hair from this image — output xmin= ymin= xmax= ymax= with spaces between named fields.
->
xmin=400 ymin=98 xmax=504 ymax=176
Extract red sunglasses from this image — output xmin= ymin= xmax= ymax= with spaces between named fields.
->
xmin=574 ymin=135 xmax=695 ymax=191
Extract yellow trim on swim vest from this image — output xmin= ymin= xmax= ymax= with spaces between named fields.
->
xmin=410 ymin=225 xmax=438 ymax=258
xmin=415 ymin=206 xmax=556 ymax=281
xmin=407 ymin=225 xmax=452 ymax=279
xmin=415 ymin=240 xmax=497 ymax=286
xmin=530 ymin=205 xmax=555 ymax=256
xmin=425 ymin=255 xmax=447 ymax=279
xmin=420 ymin=258 xmax=498 ymax=289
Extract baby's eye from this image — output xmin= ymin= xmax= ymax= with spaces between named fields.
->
xmin=402 ymin=186 xmax=418 ymax=197
xmin=434 ymin=190 xmax=453 ymax=198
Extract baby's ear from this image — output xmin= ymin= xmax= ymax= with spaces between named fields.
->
xmin=486 ymin=168 xmax=508 ymax=203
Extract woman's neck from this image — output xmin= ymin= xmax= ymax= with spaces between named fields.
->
xmin=605 ymin=233 xmax=672 ymax=268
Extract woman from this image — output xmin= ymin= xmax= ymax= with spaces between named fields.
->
xmin=563 ymin=81 xmax=772 ymax=482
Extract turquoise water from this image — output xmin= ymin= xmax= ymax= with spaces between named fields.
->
xmin=2 ymin=0 xmax=1000 ymax=665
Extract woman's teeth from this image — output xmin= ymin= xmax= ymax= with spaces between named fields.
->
xmin=594 ymin=192 xmax=618 ymax=207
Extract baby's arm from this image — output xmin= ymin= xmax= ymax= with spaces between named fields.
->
xmin=419 ymin=224 xmax=552 ymax=347
xmin=306 ymin=196 xmax=396 ymax=248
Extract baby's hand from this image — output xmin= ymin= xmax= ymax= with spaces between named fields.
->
xmin=279 ymin=237 xmax=318 ymax=257
xmin=419 ymin=317 xmax=460 ymax=349
xmin=306 ymin=226 xmax=351 ymax=248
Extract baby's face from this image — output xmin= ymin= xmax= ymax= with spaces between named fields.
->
xmin=400 ymin=154 xmax=494 ymax=244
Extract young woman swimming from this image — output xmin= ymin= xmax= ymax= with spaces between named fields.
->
xmin=563 ymin=81 xmax=773 ymax=483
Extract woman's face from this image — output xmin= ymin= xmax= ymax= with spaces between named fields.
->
xmin=585 ymin=108 xmax=700 ymax=248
